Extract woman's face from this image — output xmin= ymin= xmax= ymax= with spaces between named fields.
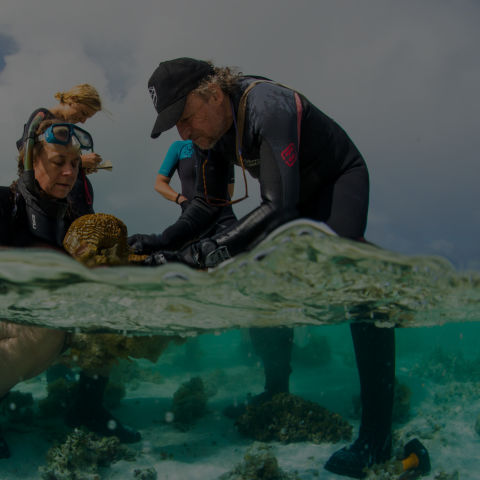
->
xmin=33 ymin=143 xmax=80 ymax=199
xmin=62 ymin=103 xmax=96 ymax=123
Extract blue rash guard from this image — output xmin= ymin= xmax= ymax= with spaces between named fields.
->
xmin=158 ymin=141 xmax=198 ymax=202
xmin=159 ymin=140 xmax=237 ymax=232
xmin=159 ymin=77 xmax=369 ymax=254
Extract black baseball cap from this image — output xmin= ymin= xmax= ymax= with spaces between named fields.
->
xmin=148 ymin=57 xmax=214 ymax=139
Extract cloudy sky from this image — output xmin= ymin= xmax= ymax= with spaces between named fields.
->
xmin=1 ymin=0 xmax=478 ymax=269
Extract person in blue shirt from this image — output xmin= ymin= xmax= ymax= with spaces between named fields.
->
xmin=154 ymin=139 xmax=237 ymax=230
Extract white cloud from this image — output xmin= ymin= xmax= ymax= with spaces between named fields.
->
xmin=1 ymin=0 xmax=479 ymax=266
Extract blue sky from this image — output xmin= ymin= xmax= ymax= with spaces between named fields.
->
xmin=0 ymin=0 xmax=479 ymax=269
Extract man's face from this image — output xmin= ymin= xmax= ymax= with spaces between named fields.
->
xmin=176 ymin=88 xmax=232 ymax=150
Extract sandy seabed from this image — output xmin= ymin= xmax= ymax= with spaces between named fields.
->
xmin=1 ymin=327 xmax=479 ymax=480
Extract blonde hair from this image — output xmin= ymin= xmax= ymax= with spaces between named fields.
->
xmin=54 ymin=83 xmax=102 ymax=113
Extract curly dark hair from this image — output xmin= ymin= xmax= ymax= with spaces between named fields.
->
xmin=193 ymin=61 xmax=242 ymax=98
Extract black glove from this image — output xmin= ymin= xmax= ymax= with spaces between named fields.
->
xmin=178 ymin=239 xmax=231 ymax=269
xmin=179 ymin=199 xmax=190 ymax=213
xmin=142 ymin=250 xmax=179 ymax=266
xmin=127 ymin=233 xmax=163 ymax=254
xmin=141 ymin=239 xmax=231 ymax=269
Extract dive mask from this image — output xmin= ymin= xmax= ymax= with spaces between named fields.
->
xmin=39 ymin=123 xmax=94 ymax=151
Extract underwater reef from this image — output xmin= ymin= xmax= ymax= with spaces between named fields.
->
xmin=133 ymin=467 xmax=158 ymax=480
xmin=62 ymin=333 xmax=184 ymax=373
xmin=171 ymin=376 xmax=208 ymax=430
xmin=39 ymin=428 xmax=135 ymax=480
xmin=412 ymin=346 xmax=480 ymax=383
xmin=235 ymin=393 xmax=352 ymax=443
xmin=218 ymin=442 xmax=299 ymax=480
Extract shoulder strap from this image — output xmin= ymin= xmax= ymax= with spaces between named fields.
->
xmin=235 ymin=80 xmax=303 ymax=164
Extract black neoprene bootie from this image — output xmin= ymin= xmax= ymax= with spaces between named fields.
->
xmin=66 ymin=373 xmax=141 ymax=444
xmin=324 ymin=430 xmax=392 ymax=479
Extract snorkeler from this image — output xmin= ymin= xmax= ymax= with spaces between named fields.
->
xmin=15 ymin=86 xmax=139 ymax=445
xmin=129 ymin=57 xmax=395 ymax=478
xmin=16 ymin=83 xmax=105 ymax=216
xmin=0 ymin=117 xmax=138 ymax=460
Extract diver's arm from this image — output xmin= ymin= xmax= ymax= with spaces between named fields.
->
xmin=154 ymin=174 xmax=187 ymax=205
xmin=155 ymin=144 xmax=231 ymax=250
xmin=212 ymin=140 xmax=299 ymax=255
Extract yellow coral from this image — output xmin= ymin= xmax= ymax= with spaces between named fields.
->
xmin=61 ymin=213 xmax=182 ymax=373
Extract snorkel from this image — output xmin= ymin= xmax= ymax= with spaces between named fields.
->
xmin=22 ymin=111 xmax=45 ymax=188
xmin=17 ymin=113 xmax=70 ymax=247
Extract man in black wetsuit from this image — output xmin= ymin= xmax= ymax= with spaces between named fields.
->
xmin=129 ymin=57 xmax=395 ymax=479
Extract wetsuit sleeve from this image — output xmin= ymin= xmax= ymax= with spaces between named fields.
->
xmin=158 ymin=149 xmax=229 ymax=249
xmin=212 ymin=86 xmax=301 ymax=255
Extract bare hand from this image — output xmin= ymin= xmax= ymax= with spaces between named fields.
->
xmin=81 ymin=153 xmax=102 ymax=173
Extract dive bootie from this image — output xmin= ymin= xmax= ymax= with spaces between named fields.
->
xmin=66 ymin=373 xmax=141 ymax=444
xmin=324 ymin=430 xmax=392 ymax=479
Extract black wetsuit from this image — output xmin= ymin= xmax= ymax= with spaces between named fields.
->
xmin=17 ymin=108 xmax=95 ymax=217
xmin=159 ymin=77 xmax=394 ymax=444
xmin=158 ymin=140 xmax=236 ymax=231
xmin=0 ymin=185 xmax=79 ymax=247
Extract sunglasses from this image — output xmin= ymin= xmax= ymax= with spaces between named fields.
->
xmin=39 ymin=123 xmax=94 ymax=151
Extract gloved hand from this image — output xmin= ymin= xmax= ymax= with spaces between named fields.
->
xmin=127 ymin=233 xmax=163 ymax=254
xmin=142 ymin=250 xmax=179 ymax=266
xmin=178 ymin=238 xmax=231 ymax=269
xmin=142 ymin=239 xmax=231 ymax=269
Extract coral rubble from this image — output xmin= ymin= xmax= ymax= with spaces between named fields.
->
xmin=39 ymin=429 xmax=135 ymax=480
xmin=235 ymin=393 xmax=352 ymax=443
xmin=218 ymin=442 xmax=299 ymax=480
xmin=133 ymin=467 xmax=158 ymax=479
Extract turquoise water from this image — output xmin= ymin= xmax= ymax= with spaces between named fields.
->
xmin=1 ymin=220 xmax=480 ymax=479
xmin=1 ymin=220 xmax=479 ymax=334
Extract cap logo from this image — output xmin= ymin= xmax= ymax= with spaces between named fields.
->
xmin=148 ymin=85 xmax=157 ymax=108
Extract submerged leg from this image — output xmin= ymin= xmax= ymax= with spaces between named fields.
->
xmin=250 ymin=327 xmax=293 ymax=397
xmin=223 ymin=327 xmax=293 ymax=419
xmin=66 ymin=372 xmax=141 ymax=444
xmin=325 ymin=322 xmax=395 ymax=479
xmin=0 ymin=396 xmax=10 ymax=459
